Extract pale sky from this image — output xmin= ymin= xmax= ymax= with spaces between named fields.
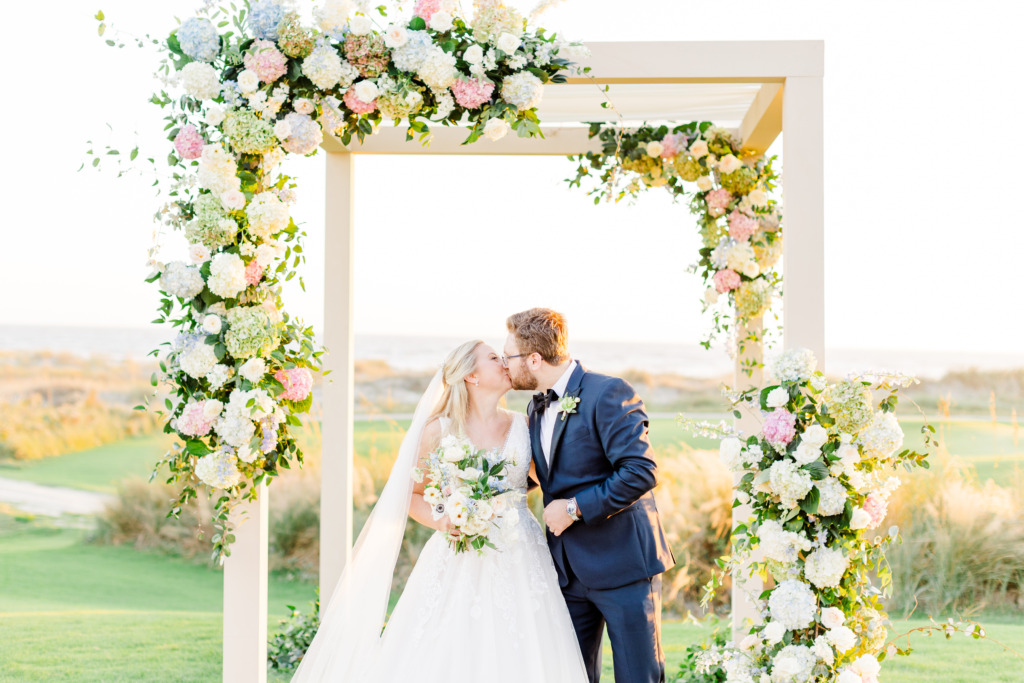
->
xmin=4 ymin=0 xmax=1022 ymax=356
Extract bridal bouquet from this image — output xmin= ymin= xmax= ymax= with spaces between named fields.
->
xmin=413 ymin=433 xmax=516 ymax=554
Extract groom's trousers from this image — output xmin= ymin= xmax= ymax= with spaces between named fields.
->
xmin=561 ymin=562 xmax=665 ymax=683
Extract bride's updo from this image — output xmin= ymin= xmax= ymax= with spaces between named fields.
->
xmin=432 ymin=339 xmax=484 ymax=437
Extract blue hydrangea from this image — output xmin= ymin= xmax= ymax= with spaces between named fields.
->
xmin=391 ymin=30 xmax=434 ymax=72
xmin=178 ymin=17 xmax=221 ymax=63
xmin=248 ymin=0 xmax=286 ymax=42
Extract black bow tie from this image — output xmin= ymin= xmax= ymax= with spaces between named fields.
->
xmin=533 ymin=389 xmax=559 ymax=414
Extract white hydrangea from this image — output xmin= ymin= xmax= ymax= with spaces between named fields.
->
xmin=811 ymin=634 xmax=835 ymax=666
xmin=719 ymin=437 xmax=744 ymax=471
xmin=180 ymin=342 xmax=219 ymax=380
xmin=194 ymin=448 xmax=243 ymax=489
xmin=239 ymin=357 xmax=266 ymax=384
xmin=758 ymin=519 xmax=813 ymax=564
xmin=392 ymin=29 xmax=434 ymax=71
xmin=181 ymin=62 xmax=222 ymax=100
xmin=501 ymin=71 xmax=544 ymax=111
xmin=207 ymin=252 xmax=247 ymax=299
xmin=815 ymin=477 xmax=848 ymax=516
xmin=215 ymin=390 xmax=258 ymax=447
xmin=830 ymin=443 xmax=860 ymax=478
xmin=803 ymin=546 xmax=850 ymax=589
xmin=245 ymin=191 xmax=290 ymax=240
xmin=418 ymin=46 xmax=458 ymax=90
xmin=314 ymin=0 xmax=355 ymax=34
xmin=826 ymin=625 xmax=857 ymax=653
xmin=766 ymin=387 xmax=789 ymax=409
xmin=197 ymin=145 xmax=241 ymax=196
xmin=768 ymin=580 xmax=817 ymax=630
xmin=723 ymin=651 xmax=757 ymax=683
xmin=857 ymin=411 xmax=904 ymax=460
xmin=770 ymin=348 xmax=818 ymax=384
xmin=769 ymin=644 xmax=816 ymax=683
xmin=725 ymin=241 xmax=757 ymax=272
xmin=160 ymin=262 xmax=205 ymax=299
xmin=769 ymin=459 xmax=814 ymax=509
xmin=206 ymin=363 xmax=233 ymax=389
xmin=255 ymin=241 xmax=286 ymax=267
xmin=302 ymin=45 xmax=345 ymax=90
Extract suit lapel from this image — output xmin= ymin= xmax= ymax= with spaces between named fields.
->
xmin=547 ymin=363 xmax=586 ymax=475
xmin=528 ymin=402 xmax=548 ymax=483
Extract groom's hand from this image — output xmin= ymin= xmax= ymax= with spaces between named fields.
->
xmin=543 ymin=500 xmax=574 ymax=536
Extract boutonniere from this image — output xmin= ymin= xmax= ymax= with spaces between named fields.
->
xmin=558 ymin=394 xmax=581 ymax=421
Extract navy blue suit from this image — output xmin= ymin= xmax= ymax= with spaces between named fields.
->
xmin=529 ymin=363 xmax=675 ymax=683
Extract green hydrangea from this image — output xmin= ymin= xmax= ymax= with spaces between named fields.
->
xmin=186 ymin=194 xmax=237 ymax=250
xmin=223 ymin=108 xmax=277 ymax=155
xmin=821 ymin=380 xmax=874 ymax=434
xmin=277 ymin=12 xmax=315 ymax=59
xmin=377 ymin=85 xmax=424 ymax=121
xmin=735 ymin=279 xmax=772 ymax=320
xmin=720 ymin=166 xmax=758 ymax=194
xmin=225 ymin=306 xmax=280 ymax=359
xmin=707 ymin=128 xmax=738 ymax=157
xmin=673 ymin=155 xmax=704 ymax=182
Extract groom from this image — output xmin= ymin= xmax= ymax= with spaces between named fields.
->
xmin=504 ymin=308 xmax=675 ymax=683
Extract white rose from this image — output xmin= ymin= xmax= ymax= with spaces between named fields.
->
xmin=496 ymin=32 xmax=520 ymax=53
xmin=763 ymin=621 xmax=786 ymax=644
xmin=353 ymin=80 xmax=379 ymax=103
xmin=704 ymin=287 xmax=720 ymax=305
xmin=741 ymin=260 xmax=760 ymax=278
xmin=202 ymin=314 xmax=222 ymax=334
xmin=237 ymin=444 xmax=257 ymax=463
xmin=696 ymin=175 xmax=713 ymax=191
xmin=739 ymin=634 xmax=759 ymax=651
xmin=384 ymin=24 xmax=409 ymax=48
xmin=273 ymin=119 xmax=292 ymax=141
xmin=349 ymin=14 xmax=371 ymax=36
xmin=189 ymin=243 xmax=211 ymax=265
xmin=689 ymin=139 xmax=709 ymax=158
xmin=850 ymin=506 xmax=871 ymax=530
xmin=719 ymin=154 xmax=742 ymax=174
xmin=239 ymin=357 xmax=267 ymax=384
xmin=442 ymin=445 xmax=464 ymax=463
xmin=719 ymin=437 xmax=744 ymax=470
xmin=645 ymin=141 xmax=664 ymax=158
xmin=793 ymin=441 xmax=821 ymax=466
xmin=766 ymin=387 xmax=789 ymax=409
xmin=736 ymin=490 xmax=750 ymax=505
xmin=294 ymin=98 xmax=315 ymax=115
xmin=462 ymin=466 xmax=484 ymax=481
xmin=749 ymin=189 xmax=768 ymax=207
xmin=237 ymin=69 xmax=260 ymax=94
xmin=221 ymin=189 xmax=246 ymax=210
xmin=202 ymin=399 xmax=224 ymax=420
xmin=850 ymin=654 xmax=881 ymax=676
xmin=464 ymin=44 xmax=484 ymax=64
xmin=836 ymin=671 xmax=862 ymax=683
xmin=405 ymin=91 xmax=423 ymax=107
xmin=205 ymin=105 xmax=226 ymax=126
xmin=827 ymin=625 xmax=857 ymax=653
xmin=483 ymin=118 xmax=510 ymax=141
xmin=430 ymin=10 xmax=454 ymax=32
xmin=802 ymin=424 xmax=829 ymax=448
xmin=820 ymin=606 xmax=845 ymax=630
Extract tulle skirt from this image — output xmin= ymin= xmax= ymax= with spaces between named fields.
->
xmin=368 ymin=500 xmax=589 ymax=682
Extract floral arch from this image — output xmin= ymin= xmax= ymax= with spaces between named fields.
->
xmin=84 ymin=1 xmax=904 ymax=680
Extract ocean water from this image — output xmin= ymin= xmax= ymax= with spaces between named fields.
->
xmin=0 ymin=325 xmax=1020 ymax=379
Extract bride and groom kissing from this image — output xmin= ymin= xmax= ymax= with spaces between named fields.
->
xmin=294 ymin=308 xmax=676 ymax=682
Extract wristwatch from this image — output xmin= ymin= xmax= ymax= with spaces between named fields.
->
xmin=566 ymin=497 xmax=580 ymax=522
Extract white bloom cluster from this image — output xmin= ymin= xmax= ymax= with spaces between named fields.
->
xmin=245 ymin=191 xmax=290 ymax=240
xmin=768 ymin=459 xmax=813 ymax=509
xmin=392 ymin=30 xmax=434 ymax=71
xmin=770 ymin=348 xmax=818 ymax=384
xmin=758 ymin=519 xmax=812 ymax=564
xmin=793 ymin=424 xmax=828 ymax=465
xmin=829 ymin=443 xmax=860 ymax=478
xmin=255 ymin=240 xmax=286 ymax=267
xmin=197 ymin=145 xmax=241 ymax=196
xmin=239 ymin=357 xmax=267 ymax=384
xmin=768 ymin=580 xmax=817 ymax=630
xmin=181 ymin=62 xmax=221 ymax=100
xmin=302 ymin=46 xmax=345 ymax=89
xmin=815 ymin=477 xmax=848 ymax=516
xmin=194 ymin=448 xmax=243 ymax=489
xmin=856 ymin=411 xmax=904 ymax=460
xmin=314 ymin=0 xmax=355 ymax=35
xmin=766 ymin=387 xmax=789 ymax=409
xmin=501 ymin=71 xmax=544 ymax=111
xmin=180 ymin=341 xmax=219 ymax=380
xmin=214 ymin=389 xmax=264 ymax=447
xmin=160 ymin=261 xmax=205 ymax=299
xmin=803 ymin=546 xmax=850 ymax=589
xmin=418 ymin=47 xmax=458 ymax=90
xmin=826 ymin=625 xmax=857 ymax=653
xmin=769 ymin=644 xmax=816 ymax=683
xmin=812 ymin=634 xmax=835 ymax=666
xmin=719 ymin=437 xmax=745 ymax=471
xmin=207 ymin=252 xmax=247 ymax=299
xmin=206 ymin=363 xmax=234 ymax=389
xmin=725 ymin=241 xmax=759 ymax=277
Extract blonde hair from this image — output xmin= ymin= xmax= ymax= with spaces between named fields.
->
xmin=431 ymin=340 xmax=484 ymax=437
xmin=506 ymin=308 xmax=569 ymax=364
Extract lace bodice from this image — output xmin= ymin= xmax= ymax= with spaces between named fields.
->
xmin=439 ymin=410 xmax=531 ymax=493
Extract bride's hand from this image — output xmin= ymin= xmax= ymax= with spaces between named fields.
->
xmin=437 ymin=517 xmax=461 ymax=537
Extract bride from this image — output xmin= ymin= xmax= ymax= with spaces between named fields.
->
xmin=292 ymin=340 xmax=589 ymax=682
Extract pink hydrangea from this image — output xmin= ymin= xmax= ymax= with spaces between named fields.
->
xmin=177 ymin=400 xmax=215 ymax=436
xmin=706 ymin=188 xmax=733 ymax=216
xmin=243 ymin=39 xmax=288 ymax=83
xmin=762 ymin=408 xmax=797 ymax=446
xmin=863 ymin=493 xmax=888 ymax=529
xmin=275 ymin=367 xmax=314 ymax=401
xmin=343 ymin=87 xmax=377 ymax=114
xmin=450 ymin=77 xmax=495 ymax=109
xmin=413 ymin=0 xmax=441 ymax=21
xmin=712 ymin=268 xmax=742 ymax=293
xmin=728 ymin=211 xmax=759 ymax=242
xmin=244 ymin=260 xmax=264 ymax=286
xmin=174 ymin=124 xmax=205 ymax=160
xmin=660 ymin=132 xmax=686 ymax=159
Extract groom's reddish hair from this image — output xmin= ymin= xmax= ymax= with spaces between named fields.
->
xmin=506 ymin=308 xmax=569 ymax=364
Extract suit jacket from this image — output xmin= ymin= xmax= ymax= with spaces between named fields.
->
xmin=529 ymin=362 xmax=676 ymax=590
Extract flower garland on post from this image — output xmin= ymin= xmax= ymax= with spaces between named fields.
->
xmin=90 ymin=0 xmax=588 ymax=562
xmin=677 ymin=348 xmax=970 ymax=682
xmin=567 ymin=122 xmax=782 ymax=373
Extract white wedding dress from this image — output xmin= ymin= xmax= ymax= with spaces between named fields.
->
xmin=371 ymin=410 xmax=589 ymax=682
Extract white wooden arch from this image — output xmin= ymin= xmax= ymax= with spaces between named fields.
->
xmin=222 ymin=39 xmax=824 ymax=681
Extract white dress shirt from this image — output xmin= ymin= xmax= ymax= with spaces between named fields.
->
xmin=541 ymin=360 xmax=578 ymax=465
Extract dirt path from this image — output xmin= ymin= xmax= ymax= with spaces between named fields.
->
xmin=0 ymin=477 xmax=111 ymax=516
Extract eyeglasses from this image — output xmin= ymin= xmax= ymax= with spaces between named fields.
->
xmin=501 ymin=354 xmax=525 ymax=366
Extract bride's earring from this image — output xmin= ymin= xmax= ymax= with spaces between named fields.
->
xmin=467 ymin=377 xmax=479 ymax=386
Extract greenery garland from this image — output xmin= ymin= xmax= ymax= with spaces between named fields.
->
xmin=567 ymin=122 xmax=782 ymax=373
xmin=89 ymin=0 xmax=587 ymax=561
